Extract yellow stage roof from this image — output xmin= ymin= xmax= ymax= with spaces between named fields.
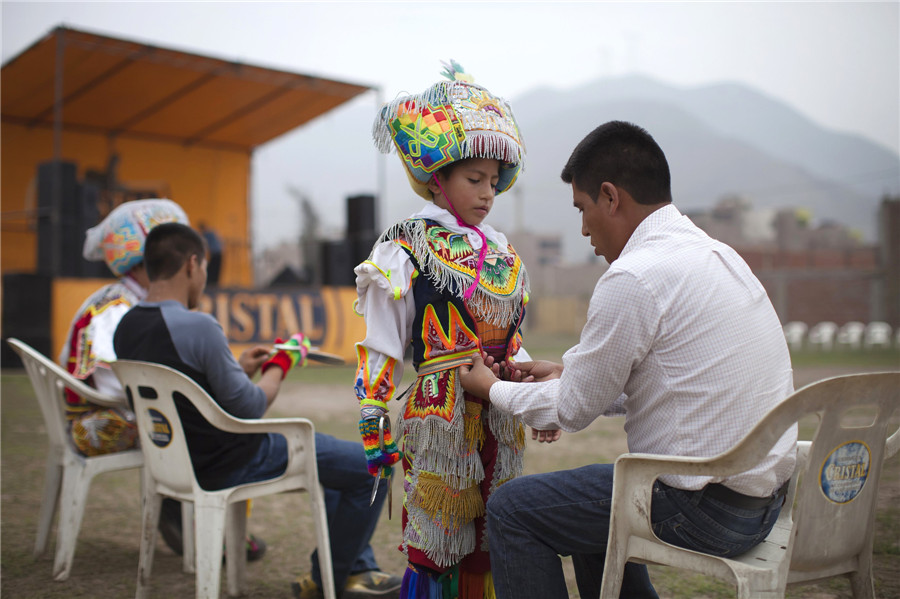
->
xmin=2 ymin=26 xmax=372 ymax=152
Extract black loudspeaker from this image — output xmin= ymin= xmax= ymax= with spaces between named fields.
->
xmin=1 ymin=273 xmax=53 ymax=367
xmin=77 ymin=184 xmax=110 ymax=278
xmin=346 ymin=194 xmax=376 ymax=236
xmin=319 ymin=240 xmax=355 ymax=286
xmin=36 ymin=160 xmax=103 ymax=277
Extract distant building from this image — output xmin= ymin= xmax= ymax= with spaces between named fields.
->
xmin=507 ymin=232 xmax=563 ymax=267
xmin=687 ymin=195 xmax=894 ymax=328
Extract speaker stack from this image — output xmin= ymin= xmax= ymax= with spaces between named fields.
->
xmin=319 ymin=194 xmax=379 ymax=287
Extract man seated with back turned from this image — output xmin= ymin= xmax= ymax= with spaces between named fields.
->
xmin=459 ymin=121 xmax=797 ymax=599
xmin=113 ymin=222 xmax=402 ymax=599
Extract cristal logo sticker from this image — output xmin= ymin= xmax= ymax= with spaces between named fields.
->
xmin=820 ymin=441 xmax=870 ymax=504
xmin=148 ymin=408 xmax=173 ymax=448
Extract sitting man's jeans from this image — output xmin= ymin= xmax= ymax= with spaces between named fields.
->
xmin=486 ymin=463 xmax=784 ymax=599
xmin=212 ymin=432 xmax=385 ymax=591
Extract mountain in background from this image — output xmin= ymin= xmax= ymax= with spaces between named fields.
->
xmin=505 ymin=75 xmax=899 ymax=261
xmin=256 ymin=74 xmax=900 ymax=264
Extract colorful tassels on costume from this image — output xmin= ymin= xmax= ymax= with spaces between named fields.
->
xmin=400 ymin=565 xmax=496 ymax=599
xmin=360 ymin=417 xmax=401 ymax=476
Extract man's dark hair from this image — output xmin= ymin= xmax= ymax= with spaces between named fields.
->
xmin=143 ymin=222 xmax=206 ymax=281
xmin=560 ymin=121 xmax=672 ymax=205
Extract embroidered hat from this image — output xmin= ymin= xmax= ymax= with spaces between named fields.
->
xmin=83 ymin=198 xmax=190 ymax=276
xmin=373 ymin=60 xmax=525 ymax=200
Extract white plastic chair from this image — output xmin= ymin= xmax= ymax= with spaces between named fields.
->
xmin=835 ymin=321 xmax=865 ymax=350
xmin=864 ymin=321 xmax=893 ymax=350
xmin=781 ymin=321 xmax=808 ymax=351
xmin=600 ymin=372 xmax=900 ymax=599
xmin=807 ymin=321 xmax=838 ymax=350
xmin=7 ymin=337 xmax=145 ymax=581
xmin=111 ymin=359 xmax=335 ymax=599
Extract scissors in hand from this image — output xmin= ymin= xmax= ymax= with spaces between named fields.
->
xmin=368 ymin=415 xmax=393 ymax=519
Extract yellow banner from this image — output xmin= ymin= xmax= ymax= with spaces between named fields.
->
xmin=52 ymin=279 xmax=365 ymax=363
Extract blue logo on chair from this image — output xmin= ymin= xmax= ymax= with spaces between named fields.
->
xmin=820 ymin=441 xmax=870 ymax=504
xmin=147 ymin=409 xmax=173 ymax=448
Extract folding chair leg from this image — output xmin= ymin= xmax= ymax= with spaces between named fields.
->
xmin=52 ymin=459 xmax=92 ymax=581
xmin=225 ymin=501 xmax=248 ymax=597
xmin=194 ymin=504 xmax=227 ymax=599
xmin=34 ymin=451 xmax=63 ymax=557
xmin=136 ymin=492 xmax=163 ymax=599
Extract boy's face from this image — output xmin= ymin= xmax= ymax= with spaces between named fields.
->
xmin=429 ymin=158 xmax=500 ymax=227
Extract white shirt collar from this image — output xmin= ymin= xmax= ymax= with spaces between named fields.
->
xmin=620 ymin=203 xmax=682 ymax=259
xmin=409 ymin=203 xmax=509 ymax=252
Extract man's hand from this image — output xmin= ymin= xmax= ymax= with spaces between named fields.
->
xmin=459 ymin=354 xmax=501 ymax=399
xmin=260 ymin=333 xmax=309 ymax=380
xmin=531 ymin=428 xmax=562 ymax=443
xmin=509 ymin=360 xmax=563 ymax=382
xmin=239 ymin=346 xmax=271 ymax=377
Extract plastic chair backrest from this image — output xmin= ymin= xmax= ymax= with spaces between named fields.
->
xmin=808 ymin=321 xmax=838 ymax=349
xmin=119 ymin=361 xmax=201 ymax=497
xmin=789 ymin=373 xmax=898 ymax=573
xmin=8 ymin=337 xmax=113 ymax=452
xmin=835 ymin=322 xmax=865 ymax=349
xmin=864 ymin=321 xmax=893 ymax=349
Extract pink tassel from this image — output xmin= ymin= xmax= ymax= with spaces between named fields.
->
xmin=431 ymin=174 xmax=489 ymax=300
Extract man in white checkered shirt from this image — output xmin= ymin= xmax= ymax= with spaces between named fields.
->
xmin=460 ymin=121 xmax=797 ymax=599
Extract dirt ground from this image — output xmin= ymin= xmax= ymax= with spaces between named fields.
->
xmin=1 ymin=359 xmax=898 ymax=598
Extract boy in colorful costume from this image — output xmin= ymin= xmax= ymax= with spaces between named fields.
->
xmin=354 ymin=62 xmax=551 ymax=598
xmin=60 ymin=198 xmax=189 ymax=456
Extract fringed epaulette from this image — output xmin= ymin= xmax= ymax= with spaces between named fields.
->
xmin=376 ymin=219 xmax=529 ymax=328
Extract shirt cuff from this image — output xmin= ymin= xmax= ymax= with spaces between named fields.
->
xmin=489 ymin=380 xmax=518 ymax=413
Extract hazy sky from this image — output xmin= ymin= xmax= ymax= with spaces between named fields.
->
xmin=3 ymin=1 xmax=898 ymax=252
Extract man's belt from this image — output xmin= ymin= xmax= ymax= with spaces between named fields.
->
xmin=702 ymin=480 xmax=789 ymax=510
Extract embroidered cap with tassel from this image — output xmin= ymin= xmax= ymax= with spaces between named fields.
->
xmin=373 ymin=60 xmax=526 ymax=201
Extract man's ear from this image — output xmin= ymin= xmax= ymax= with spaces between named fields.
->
xmin=600 ymin=182 xmax=620 ymax=214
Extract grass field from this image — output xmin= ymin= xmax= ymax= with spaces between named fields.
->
xmin=1 ymin=342 xmax=898 ymax=598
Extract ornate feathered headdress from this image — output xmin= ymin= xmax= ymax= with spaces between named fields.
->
xmin=373 ymin=60 xmax=525 ymax=200
xmin=83 ymin=199 xmax=189 ymax=277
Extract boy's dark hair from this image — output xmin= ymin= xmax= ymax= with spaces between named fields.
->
xmin=560 ymin=121 xmax=672 ymax=205
xmin=143 ymin=222 xmax=207 ymax=281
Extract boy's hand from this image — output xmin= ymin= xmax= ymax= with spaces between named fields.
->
xmin=459 ymin=354 xmax=500 ymax=399
xmin=359 ymin=417 xmax=401 ymax=477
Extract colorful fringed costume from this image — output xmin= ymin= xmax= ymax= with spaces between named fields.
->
xmin=356 ymin=61 xmax=530 ymax=597
xmin=355 ymin=206 xmax=530 ymax=597
xmin=59 ymin=276 xmax=144 ymax=455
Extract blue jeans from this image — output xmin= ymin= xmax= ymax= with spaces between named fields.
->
xmin=217 ymin=432 xmax=385 ymax=590
xmin=486 ymin=464 xmax=783 ymax=599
